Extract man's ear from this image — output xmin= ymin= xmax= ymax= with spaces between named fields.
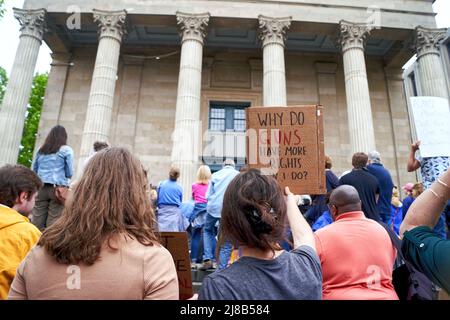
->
xmin=16 ymin=191 xmax=29 ymax=204
xmin=330 ymin=205 xmax=337 ymax=220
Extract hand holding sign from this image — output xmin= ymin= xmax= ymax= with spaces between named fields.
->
xmin=410 ymin=97 xmax=450 ymax=157
xmin=246 ymin=105 xmax=326 ymax=195
xmin=411 ymin=141 xmax=421 ymax=152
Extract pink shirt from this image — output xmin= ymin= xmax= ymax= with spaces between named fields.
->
xmin=192 ymin=183 xmax=208 ymax=204
xmin=315 ymin=211 xmax=398 ymax=300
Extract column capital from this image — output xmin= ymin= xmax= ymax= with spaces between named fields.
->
xmin=258 ymin=15 xmax=292 ymax=47
xmin=338 ymin=20 xmax=372 ymax=53
xmin=414 ymin=26 xmax=447 ymax=59
xmin=13 ymin=8 xmax=47 ymax=42
xmin=176 ymin=12 xmax=210 ymax=44
xmin=93 ymin=9 xmax=127 ymax=43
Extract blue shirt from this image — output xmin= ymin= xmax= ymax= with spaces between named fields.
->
xmin=367 ymin=163 xmax=394 ymax=218
xmin=157 ymin=179 xmax=183 ymax=207
xmin=206 ymin=166 xmax=240 ymax=218
xmin=325 ymin=170 xmax=339 ymax=192
xmin=312 ymin=210 xmax=333 ymax=232
xmin=32 ymin=145 xmax=74 ymax=186
xmin=390 ymin=203 xmax=403 ymax=235
xmin=402 ymin=195 xmax=414 ymax=219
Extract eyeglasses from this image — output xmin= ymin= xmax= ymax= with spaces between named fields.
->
xmin=327 ymin=203 xmax=336 ymax=211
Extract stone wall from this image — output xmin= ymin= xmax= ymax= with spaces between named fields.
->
xmin=36 ymin=47 xmax=416 ymax=193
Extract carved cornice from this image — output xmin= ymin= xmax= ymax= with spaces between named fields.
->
xmin=13 ymin=8 xmax=47 ymax=42
xmin=176 ymin=12 xmax=210 ymax=44
xmin=414 ymin=26 xmax=447 ymax=59
xmin=338 ymin=20 xmax=372 ymax=53
xmin=258 ymin=15 xmax=292 ymax=47
xmin=93 ymin=9 xmax=127 ymax=42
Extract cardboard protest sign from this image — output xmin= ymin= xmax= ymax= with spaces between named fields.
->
xmin=246 ymin=105 xmax=326 ymax=195
xmin=159 ymin=232 xmax=193 ymax=300
xmin=410 ymin=97 xmax=450 ymax=157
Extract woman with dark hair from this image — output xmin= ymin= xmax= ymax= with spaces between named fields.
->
xmin=199 ymin=169 xmax=322 ymax=300
xmin=8 ymin=147 xmax=179 ymax=299
xmin=31 ymin=125 xmax=74 ymax=230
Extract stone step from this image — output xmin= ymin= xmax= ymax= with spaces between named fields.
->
xmin=191 ymin=269 xmax=215 ymax=293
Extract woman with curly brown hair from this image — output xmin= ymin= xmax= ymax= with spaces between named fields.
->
xmin=9 ymin=147 xmax=179 ymax=300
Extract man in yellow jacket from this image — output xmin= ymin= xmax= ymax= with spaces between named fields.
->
xmin=0 ymin=165 xmax=43 ymax=299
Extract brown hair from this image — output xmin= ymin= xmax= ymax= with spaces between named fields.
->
xmin=219 ymin=169 xmax=287 ymax=254
xmin=93 ymin=141 xmax=109 ymax=152
xmin=0 ymin=165 xmax=43 ymax=207
xmin=325 ymin=155 xmax=332 ymax=169
xmin=38 ymin=147 xmax=159 ymax=265
xmin=39 ymin=125 xmax=68 ymax=154
xmin=169 ymin=167 xmax=180 ymax=181
xmin=352 ymin=152 xmax=368 ymax=169
xmin=412 ymin=182 xmax=424 ymax=198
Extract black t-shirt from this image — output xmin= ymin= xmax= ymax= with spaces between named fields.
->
xmin=339 ymin=169 xmax=381 ymax=222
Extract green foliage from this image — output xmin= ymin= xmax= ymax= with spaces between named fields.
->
xmin=0 ymin=0 xmax=5 ymax=19
xmin=18 ymin=73 xmax=48 ymax=167
xmin=0 ymin=66 xmax=7 ymax=104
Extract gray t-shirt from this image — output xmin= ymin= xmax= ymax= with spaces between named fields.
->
xmin=198 ymin=245 xmax=322 ymax=300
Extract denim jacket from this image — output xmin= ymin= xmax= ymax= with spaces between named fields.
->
xmin=32 ymin=145 xmax=74 ymax=186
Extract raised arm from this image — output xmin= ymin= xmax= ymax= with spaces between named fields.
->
xmin=407 ymin=141 xmax=421 ymax=172
xmin=284 ymin=187 xmax=316 ymax=252
xmin=400 ymin=168 xmax=450 ymax=236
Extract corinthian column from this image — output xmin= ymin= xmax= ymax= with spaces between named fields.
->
xmin=338 ymin=20 xmax=376 ymax=154
xmin=171 ymin=12 xmax=210 ymax=200
xmin=0 ymin=8 xmax=46 ymax=165
xmin=414 ymin=26 xmax=448 ymax=99
xmin=258 ymin=15 xmax=291 ymax=107
xmin=78 ymin=9 xmax=126 ymax=172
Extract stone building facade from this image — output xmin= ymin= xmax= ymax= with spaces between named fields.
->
xmin=0 ymin=0 xmax=448 ymax=199
xmin=404 ymin=28 xmax=450 ymax=144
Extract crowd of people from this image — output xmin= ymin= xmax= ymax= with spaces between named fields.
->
xmin=0 ymin=124 xmax=449 ymax=300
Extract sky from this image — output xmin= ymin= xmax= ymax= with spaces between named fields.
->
xmin=0 ymin=0 xmax=449 ymax=75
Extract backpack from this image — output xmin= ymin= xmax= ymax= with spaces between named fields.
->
xmin=381 ymin=223 xmax=435 ymax=300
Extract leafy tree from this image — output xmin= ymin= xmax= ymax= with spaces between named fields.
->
xmin=18 ymin=73 xmax=48 ymax=167
xmin=0 ymin=66 xmax=7 ymax=104
xmin=0 ymin=0 xmax=5 ymax=19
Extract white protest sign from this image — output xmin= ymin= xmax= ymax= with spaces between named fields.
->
xmin=410 ymin=96 xmax=450 ymax=157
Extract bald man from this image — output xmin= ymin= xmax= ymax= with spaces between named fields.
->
xmin=314 ymin=185 xmax=398 ymax=300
